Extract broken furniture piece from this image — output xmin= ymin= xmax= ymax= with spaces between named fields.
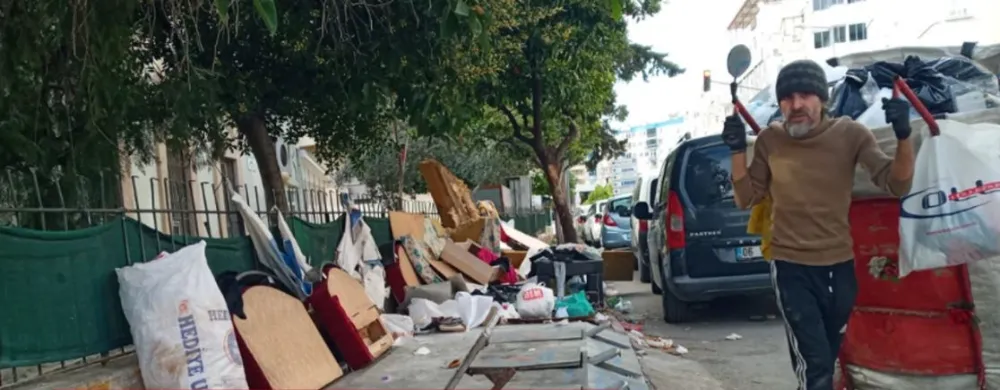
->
xmin=445 ymin=311 xmax=591 ymax=390
xmin=233 ymin=285 xmax=343 ymax=389
xmin=310 ymin=266 xmax=393 ymax=370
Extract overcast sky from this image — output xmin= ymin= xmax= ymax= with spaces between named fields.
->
xmin=613 ymin=0 xmax=745 ymax=128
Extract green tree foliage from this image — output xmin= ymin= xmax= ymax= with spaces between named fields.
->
xmin=0 ymin=0 xmax=285 ymax=228
xmin=142 ymin=0 xmax=490 ymax=213
xmin=429 ymin=0 xmax=682 ymax=242
xmin=335 ymin=131 xmax=533 ymax=207
xmin=584 ymin=184 xmax=614 ymax=204
xmin=531 ymin=170 xmax=577 ymax=196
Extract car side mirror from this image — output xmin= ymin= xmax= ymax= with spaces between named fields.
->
xmin=633 ymin=202 xmax=652 ymax=220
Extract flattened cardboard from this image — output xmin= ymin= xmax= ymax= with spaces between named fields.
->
xmin=501 ymin=222 xmax=549 ymax=250
xmin=602 ymin=250 xmax=635 ymax=281
xmin=441 ymin=241 xmax=495 ymax=285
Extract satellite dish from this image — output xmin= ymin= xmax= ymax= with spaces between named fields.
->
xmin=726 ymin=44 xmax=753 ymax=79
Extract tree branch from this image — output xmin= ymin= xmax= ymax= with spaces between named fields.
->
xmin=556 ymin=111 xmax=579 ymax=160
xmin=498 ymin=104 xmax=534 ymax=144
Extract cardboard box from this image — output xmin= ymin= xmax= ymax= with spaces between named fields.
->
xmin=502 ymin=250 xmax=528 ymax=271
xmin=440 ymin=241 xmax=495 ymax=285
xmin=602 ymin=250 xmax=635 ymax=281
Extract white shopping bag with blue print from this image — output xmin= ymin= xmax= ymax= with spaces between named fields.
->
xmin=898 ymin=119 xmax=1000 ymax=277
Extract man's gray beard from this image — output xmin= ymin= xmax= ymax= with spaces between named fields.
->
xmin=786 ymin=122 xmax=813 ymax=138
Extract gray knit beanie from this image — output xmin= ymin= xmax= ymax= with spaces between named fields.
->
xmin=775 ymin=60 xmax=829 ymax=102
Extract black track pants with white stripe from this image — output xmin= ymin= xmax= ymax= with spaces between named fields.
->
xmin=770 ymin=259 xmax=857 ymax=390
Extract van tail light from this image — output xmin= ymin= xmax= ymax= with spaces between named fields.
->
xmin=665 ymin=190 xmax=686 ymax=249
xmin=603 ymin=214 xmax=617 ymax=227
xmin=638 ymin=220 xmax=648 ymax=233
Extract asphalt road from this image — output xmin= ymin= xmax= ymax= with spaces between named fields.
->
xmin=611 ymin=274 xmax=800 ymax=390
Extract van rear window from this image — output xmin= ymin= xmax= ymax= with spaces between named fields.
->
xmin=682 ymin=145 xmax=734 ymax=207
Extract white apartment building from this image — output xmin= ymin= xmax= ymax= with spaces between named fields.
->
xmin=727 ymin=0 xmax=1000 ymax=92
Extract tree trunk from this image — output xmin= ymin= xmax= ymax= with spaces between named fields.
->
xmin=237 ymin=114 xmax=289 ymax=215
xmin=543 ymin=160 xmax=577 ymax=243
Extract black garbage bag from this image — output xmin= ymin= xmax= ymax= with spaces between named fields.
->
xmin=829 ymin=69 xmax=877 ymax=119
xmin=928 ymin=56 xmax=1000 ymax=106
xmin=864 ymin=56 xmax=957 ymax=115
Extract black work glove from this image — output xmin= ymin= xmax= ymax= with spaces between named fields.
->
xmin=720 ymin=114 xmax=748 ymax=152
xmin=881 ymin=97 xmax=912 ymax=140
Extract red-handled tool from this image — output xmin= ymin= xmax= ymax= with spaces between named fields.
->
xmin=891 ymin=76 xmax=940 ymax=136
xmin=731 ymin=82 xmax=762 ymax=135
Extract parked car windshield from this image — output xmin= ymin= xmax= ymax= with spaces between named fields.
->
xmin=683 ymin=145 xmax=734 ymax=208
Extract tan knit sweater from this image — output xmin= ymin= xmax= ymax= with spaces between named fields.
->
xmin=732 ymin=116 xmax=912 ymax=266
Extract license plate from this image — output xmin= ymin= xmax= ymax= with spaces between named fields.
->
xmin=736 ymin=246 xmax=762 ymax=261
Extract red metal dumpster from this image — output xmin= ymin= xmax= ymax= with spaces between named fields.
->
xmin=839 ymin=198 xmax=983 ymax=388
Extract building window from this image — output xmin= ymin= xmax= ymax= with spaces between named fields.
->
xmin=849 ymin=23 xmax=867 ymax=41
xmin=833 ymin=26 xmax=847 ymax=43
xmin=847 ymin=0 xmax=863 ymax=3
xmin=646 ymin=128 xmax=657 ymax=138
xmin=813 ymin=31 xmax=831 ymax=48
xmin=812 ymin=0 xmax=844 ymax=11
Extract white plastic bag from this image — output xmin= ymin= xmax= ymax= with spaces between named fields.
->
xmin=899 ymin=120 xmax=1000 ymax=277
xmin=454 ymin=292 xmax=493 ymax=329
xmin=407 ymin=293 xmax=494 ymax=331
xmin=116 ymin=241 xmax=248 ymax=389
xmin=514 ymin=282 xmax=555 ymax=319
xmin=381 ymin=314 xmax=415 ymax=338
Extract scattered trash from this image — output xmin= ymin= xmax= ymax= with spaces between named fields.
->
xmin=381 ymin=375 xmax=392 ymax=382
xmin=613 ymin=299 xmax=632 ymax=313
xmin=594 ymin=312 xmax=610 ymax=323
xmin=646 ymin=336 xmax=674 ymax=349
xmin=554 ymin=319 xmax=570 ymax=326
xmin=414 ymin=347 xmax=431 ymax=356
xmin=671 ymin=345 xmax=689 ymax=356
xmin=724 ymin=333 xmax=743 ymax=341
xmin=447 ymin=359 xmax=461 ymax=369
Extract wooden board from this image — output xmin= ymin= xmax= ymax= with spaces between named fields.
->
xmin=395 ymin=247 xmax=421 ymax=286
xmin=471 ymin=342 xmax=583 ymax=371
xmin=602 ymin=251 xmax=635 ymax=281
xmin=388 ymin=211 xmax=428 ymax=286
xmin=235 ymin=286 xmax=342 ymax=389
xmin=324 ymin=267 xmax=375 ymax=316
xmin=389 ymin=211 xmax=426 ymax=240
xmin=491 ymin=326 xmax=584 ymax=344
xmin=450 ymin=218 xmax=485 ymax=244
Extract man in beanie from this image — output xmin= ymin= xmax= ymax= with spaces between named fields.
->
xmin=720 ymin=59 xmax=915 ymax=390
